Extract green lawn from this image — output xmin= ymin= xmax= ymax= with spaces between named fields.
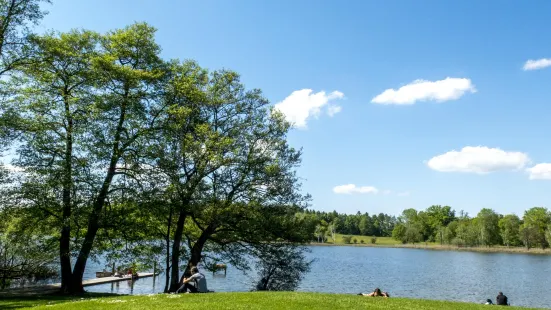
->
xmin=324 ymin=234 xmax=437 ymax=246
xmin=0 ymin=292 xmax=542 ymax=310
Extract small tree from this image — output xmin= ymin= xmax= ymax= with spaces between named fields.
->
xmin=499 ymin=215 xmax=521 ymax=247
xmin=392 ymin=224 xmax=406 ymax=243
xmin=371 ymin=237 xmax=377 ymax=244
xmin=253 ymin=245 xmax=312 ymax=291
xmin=0 ymin=210 xmax=57 ymax=289
xmin=341 ymin=235 xmax=352 ymax=244
xmin=360 ymin=239 xmax=365 ymax=244
xmin=352 ymin=238 xmax=357 ymax=244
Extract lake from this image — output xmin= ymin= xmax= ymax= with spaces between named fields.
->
xmin=44 ymin=246 xmax=551 ymax=308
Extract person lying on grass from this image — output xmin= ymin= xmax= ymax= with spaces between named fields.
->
xmin=176 ymin=266 xmax=208 ymax=293
xmin=359 ymin=288 xmax=390 ymax=297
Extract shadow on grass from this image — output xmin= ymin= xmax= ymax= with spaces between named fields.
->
xmin=0 ymin=292 xmax=121 ymax=309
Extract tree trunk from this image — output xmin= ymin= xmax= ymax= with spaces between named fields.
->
xmin=182 ymin=228 xmax=211 ymax=278
xmin=69 ymin=95 xmax=127 ymax=293
xmin=59 ymin=93 xmax=74 ymax=293
xmin=163 ymin=205 xmax=173 ymax=293
xmin=168 ymin=210 xmax=187 ymax=292
xmin=70 ymin=179 xmax=113 ymax=293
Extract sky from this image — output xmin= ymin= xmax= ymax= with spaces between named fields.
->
xmin=19 ymin=0 xmax=551 ymax=216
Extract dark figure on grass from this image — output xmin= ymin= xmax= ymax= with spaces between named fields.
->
xmin=177 ymin=266 xmax=208 ymax=293
xmin=360 ymin=288 xmax=390 ymax=298
xmin=496 ymin=291 xmax=508 ymax=306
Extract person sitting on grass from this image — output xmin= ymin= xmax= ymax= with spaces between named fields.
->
xmin=177 ymin=266 xmax=208 ymax=293
xmin=496 ymin=292 xmax=508 ymax=306
xmin=359 ymin=288 xmax=390 ymax=297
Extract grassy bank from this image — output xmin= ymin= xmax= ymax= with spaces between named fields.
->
xmin=313 ymin=234 xmax=551 ymax=255
xmin=0 ymin=292 xmax=543 ymax=310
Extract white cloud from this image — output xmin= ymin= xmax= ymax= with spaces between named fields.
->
xmin=427 ymin=146 xmax=530 ymax=174
xmin=327 ymin=105 xmax=342 ymax=117
xmin=397 ymin=191 xmax=411 ymax=197
xmin=523 ymin=58 xmax=551 ymax=71
xmin=274 ymin=89 xmax=344 ymax=129
xmin=527 ymin=163 xmax=551 ymax=180
xmin=371 ymin=77 xmax=476 ymax=105
xmin=333 ymin=184 xmax=378 ymax=194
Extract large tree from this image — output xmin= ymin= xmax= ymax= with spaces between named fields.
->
xmin=173 ymin=100 xmax=309 ymax=290
xmin=475 ymin=208 xmax=501 ymax=247
xmin=4 ymin=29 xmax=100 ymax=293
xmin=425 ymin=205 xmax=455 ymax=244
xmin=70 ymin=23 xmax=167 ymax=292
xmin=3 ymin=23 xmax=170 ymax=293
xmin=520 ymin=207 xmax=550 ymax=250
xmin=499 ymin=214 xmax=521 ymax=247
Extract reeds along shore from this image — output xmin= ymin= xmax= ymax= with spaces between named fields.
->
xmin=309 ymin=242 xmax=551 ymax=255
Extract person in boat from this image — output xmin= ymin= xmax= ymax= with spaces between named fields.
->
xmin=177 ymin=266 xmax=208 ymax=293
xmin=360 ymin=288 xmax=390 ymax=297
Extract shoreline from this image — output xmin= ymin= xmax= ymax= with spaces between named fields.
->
xmin=308 ymin=241 xmax=551 ymax=255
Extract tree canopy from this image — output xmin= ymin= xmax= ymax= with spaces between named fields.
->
xmin=0 ymin=17 xmax=311 ymax=293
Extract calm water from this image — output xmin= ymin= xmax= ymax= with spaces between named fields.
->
xmin=39 ymin=246 xmax=551 ymax=308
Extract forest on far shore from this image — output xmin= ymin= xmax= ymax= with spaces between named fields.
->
xmin=301 ymin=205 xmax=551 ymax=249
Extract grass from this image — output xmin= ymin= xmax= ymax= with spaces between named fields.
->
xmin=0 ymin=292 xmax=542 ymax=310
xmin=0 ymin=293 xmax=118 ymax=310
xmin=315 ymin=234 xmax=551 ymax=255
xmin=319 ymin=234 xmax=435 ymax=246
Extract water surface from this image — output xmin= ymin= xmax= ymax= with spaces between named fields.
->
xmin=42 ymin=246 xmax=551 ymax=308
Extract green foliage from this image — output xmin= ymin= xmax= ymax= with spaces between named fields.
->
xmin=392 ymin=223 xmax=407 ymax=243
xmin=370 ymin=237 xmax=377 ymax=244
xmin=0 ymin=209 xmax=57 ymax=290
xmin=475 ymin=208 xmax=501 ymax=247
xmin=404 ymin=225 xmax=423 ymax=244
xmin=300 ymin=210 xmax=396 ymax=239
xmin=499 ymin=215 xmax=521 ymax=247
xmin=521 ymin=207 xmax=550 ymax=249
xmin=253 ymin=245 xmax=312 ymax=291
xmin=342 ymin=235 xmax=352 ymax=244
xmin=353 ymin=238 xmax=357 ymax=244
xmin=0 ymin=0 xmax=51 ymax=76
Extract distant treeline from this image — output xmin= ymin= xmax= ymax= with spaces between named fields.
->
xmin=297 ymin=209 xmax=397 ymax=242
xmin=300 ymin=205 xmax=551 ymax=250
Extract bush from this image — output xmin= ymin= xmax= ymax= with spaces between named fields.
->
xmin=341 ymin=236 xmax=352 ymax=244
xmin=253 ymin=245 xmax=312 ymax=291
xmin=360 ymin=239 xmax=365 ymax=244
xmin=370 ymin=237 xmax=377 ymax=244
xmin=353 ymin=238 xmax=357 ymax=244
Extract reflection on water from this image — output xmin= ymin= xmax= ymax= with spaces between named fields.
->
xmin=15 ymin=246 xmax=551 ymax=308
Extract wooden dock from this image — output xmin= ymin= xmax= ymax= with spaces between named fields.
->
xmin=57 ymin=272 xmax=156 ymax=288
xmin=0 ymin=273 xmax=157 ymax=296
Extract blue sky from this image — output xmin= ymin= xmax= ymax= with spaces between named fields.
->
xmin=31 ymin=0 xmax=551 ymax=216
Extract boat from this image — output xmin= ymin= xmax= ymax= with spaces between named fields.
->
xmin=95 ymin=271 xmax=113 ymax=278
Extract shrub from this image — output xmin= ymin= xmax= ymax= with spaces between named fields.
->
xmin=353 ymin=238 xmax=357 ymax=244
xmin=370 ymin=237 xmax=377 ymax=244
xmin=253 ymin=245 xmax=312 ymax=291
xmin=360 ymin=239 xmax=365 ymax=244
xmin=341 ymin=236 xmax=352 ymax=244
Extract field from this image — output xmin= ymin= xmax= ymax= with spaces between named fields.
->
xmin=0 ymin=292 xmax=542 ymax=310
xmin=320 ymin=234 xmax=434 ymax=246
